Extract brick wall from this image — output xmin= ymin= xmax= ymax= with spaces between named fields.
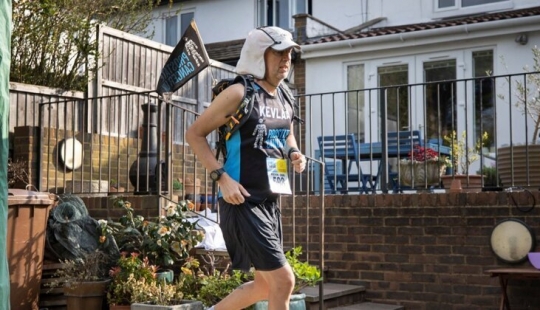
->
xmin=280 ymin=191 xmax=540 ymax=310
xmin=12 ymin=126 xmax=206 ymax=194
xmin=71 ymin=187 xmax=540 ymax=309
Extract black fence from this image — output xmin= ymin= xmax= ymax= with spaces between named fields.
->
xmin=34 ymin=90 xmax=325 ymax=214
xmin=32 ymin=71 xmax=540 ymax=200
xmin=298 ymin=71 xmax=540 ymax=193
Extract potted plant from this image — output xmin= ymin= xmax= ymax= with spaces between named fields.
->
xmin=477 ymin=164 xmax=499 ymax=188
xmin=399 ymin=145 xmax=451 ymax=188
xmin=130 ymin=278 xmax=204 ymax=310
xmin=441 ymin=130 xmax=489 ymax=192
xmin=107 ymin=252 xmax=158 ymax=309
xmin=110 ymin=178 xmax=125 ymax=192
xmin=47 ymin=250 xmax=112 ymax=310
xmin=172 ymin=178 xmax=183 ymax=202
xmin=104 ymin=253 xmax=202 ymax=310
xmin=107 ymin=252 xmax=204 ymax=309
xmin=177 ymin=256 xmax=253 ymax=308
xmin=184 ymin=177 xmax=203 ymax=211
xmin=100 ymin=197 xmax=203 ymax=272
xmin=253 ymin=246 xmax=323 ymax=310
xmin=497 ymin=45 xmax=540 ymax=188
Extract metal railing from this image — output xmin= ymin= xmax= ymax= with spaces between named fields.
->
xmin=18 ymin=70 xmax=538 ymax=310
xmin=35 ymin=88 xmax=325 ymax=210
xmin=34 ymin=90 xmax=328 ymax=308
xmin=298 ymin=71 xmax=540 ymax=193
xmin=33 ymin=70 xmax=540 ymax=197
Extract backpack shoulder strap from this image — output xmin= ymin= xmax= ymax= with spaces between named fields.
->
xmin=219 ymin=75 xmax=256 ymax=141
xmin=215 ymin=74 xmax=256 ymax=160
xmin=278 ymin=82 xmax=304 ymax=124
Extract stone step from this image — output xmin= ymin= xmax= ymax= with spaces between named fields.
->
xmin=300 ymin=282 xmax=365 ymax=310
xmin=329 ymin=302 xmax=405 ymax=310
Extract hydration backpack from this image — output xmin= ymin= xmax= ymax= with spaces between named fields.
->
xmin=212 ymin=74 xmax=301 ymax=160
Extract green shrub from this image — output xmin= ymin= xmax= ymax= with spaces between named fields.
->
xmin=477 ymin=165 xmax=499 ymax=187
xmin=178 ymin=256 xmax=253 ymax=307
xmin=286 ymin=246 xmax=323 ymax=293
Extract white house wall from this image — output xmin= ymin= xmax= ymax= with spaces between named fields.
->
xmin=311 ymin=0 xmax=538 ymax=31
xmin=140 ymin=0 xmax=540 ymax=153
xmin=149 ymin=0 xmax=256 ymax=45
xmin=494 ymin=32 xmax=540 ymax=146
xmin=145 ymin=0 xmax=540 ymax=45
xmin=303 ymin=14 xmax=540 ymax=153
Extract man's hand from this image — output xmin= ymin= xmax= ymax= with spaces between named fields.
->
xmin=290 ymin=152 xmax=306 ymax=173
xmin=219 ymin=174 xmax=251 ymax=205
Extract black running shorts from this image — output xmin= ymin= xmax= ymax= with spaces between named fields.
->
xmin=219 ymin=198 xmax=287 ymax=272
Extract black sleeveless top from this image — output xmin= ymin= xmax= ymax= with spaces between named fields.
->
xmin=223 ymin=83 xmax=294 ymax=203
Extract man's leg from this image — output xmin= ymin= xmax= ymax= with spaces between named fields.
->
xmin=257 ymin=264 xmax=295 ymax=310
xmin=215 ymin=264 xmax=295 ymax=310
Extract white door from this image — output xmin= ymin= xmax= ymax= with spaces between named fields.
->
xmin=414 ymin=51 xmax=466 ymax=141
xmin=368 ymin=56 xmax=415 ymax=142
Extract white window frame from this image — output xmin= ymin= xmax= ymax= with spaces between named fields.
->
xmin=345 ymin=62 xmax=367 ymax=141
xmin=432 ymin=0 xmax=513 ymax=19
xmin=257 ymin=0 xmax=309 ymax=30
xmin=367 ymin=56 xmax=415 ymax=142
xmin=164 ymin=14 xmax=178 ymax=47
xmin=163 ymin=10 xmax=195 ymax=47
xmin=415 ymin=51 xmax=466 ymax=138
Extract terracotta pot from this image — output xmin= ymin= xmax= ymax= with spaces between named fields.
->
xmin=441 ymin=175 xmax=484 ymax=192
xmin=172 ymin=190 xmax=182 ymax=202
xmin=110 ymin=186 xmax=125 ymax=193
xmin=184 ymin=177 xmax=201 ymax=194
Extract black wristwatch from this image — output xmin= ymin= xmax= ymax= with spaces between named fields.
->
xmin=210 ymin=168 xmax=226 ymax=182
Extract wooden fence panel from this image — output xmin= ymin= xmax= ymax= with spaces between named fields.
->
xmin=8 ymin=83 xmax=84 ymax=133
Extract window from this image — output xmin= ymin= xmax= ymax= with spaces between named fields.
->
xmin=434 ymin=0 xmax=511 ymax=18
xmin=437 ymin=0 xmax=507 ymax=9
xmin=180 ymin=12 xmax=194 ymax=36
xmin=165 ymin=12 xmax=194 ymax=47
xmin=347 ymin=64 xmax=365 ymax=141
xmin=165 ymin=16 xmax=178 ymax=47
xmin=257 ymin=0 xmax=311 ymax=29
xmin=462 ymin=0 xmax=506 ymax=7
xmin=472 ymin=50 xmax=494 ymax=151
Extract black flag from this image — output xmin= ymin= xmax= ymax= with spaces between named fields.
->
xmin=156 ymin=20 xmax=209 ymax=95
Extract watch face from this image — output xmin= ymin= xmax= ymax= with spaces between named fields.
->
xmin=210 ymin=169 xmax=221 ymax=181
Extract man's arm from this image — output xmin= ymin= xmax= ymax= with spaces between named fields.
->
xmin=186 ymin=83 xmax=251 ymax=205
xmin=286 ymin=123 xmax=306 ymax=173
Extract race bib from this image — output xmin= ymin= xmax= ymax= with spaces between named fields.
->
xmin=266 ymin=158 xmax=292 ymax=194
